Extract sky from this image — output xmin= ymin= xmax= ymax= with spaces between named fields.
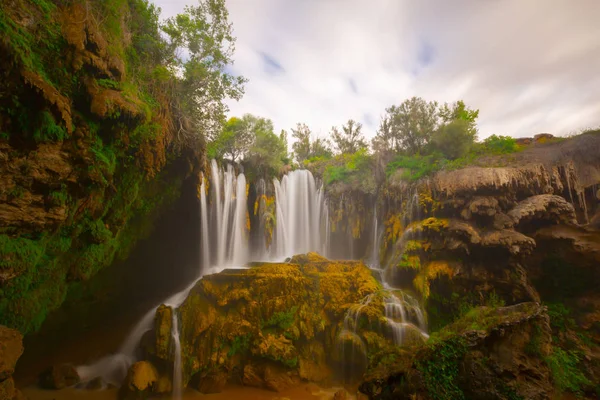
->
xmin=153 ymin=0 xmax=600 ymax=141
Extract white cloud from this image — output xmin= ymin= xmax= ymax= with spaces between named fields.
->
xmin=153 ymin=0 xmax=600 ymax=141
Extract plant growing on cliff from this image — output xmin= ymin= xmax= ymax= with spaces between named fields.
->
xmin=161 ymin=0 xmax=247 ymax=150
xmin=416 ymin=336 xmax=468 ymax=400
xmin=545 ymin=348 xmax=590 ymax=395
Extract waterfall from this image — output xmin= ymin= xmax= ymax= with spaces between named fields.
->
xmin=369 ymin=209 xmax=381 ymax=268
xmin=207 ymin=160 xmax=248 ymax=271
xmin=384 ymin=292 xmax=428 ymax=345
xmin=337 ymin=294 xmax=373 ymax=382
xmin=200 ymin=174 xmax=210 ymax=272
xmin=75 ymin=278 xmax=198 ymax=387
xmin=171 ymin=313 xmax=182 ymax=400
xmin=272 ymin=169 xmax=327 ymax=259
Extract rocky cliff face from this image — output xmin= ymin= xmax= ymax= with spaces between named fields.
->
xmin=0 ymin=0 xmax=199 ymax=334
xmin=299 ymin=133 xmax=600 ymax=398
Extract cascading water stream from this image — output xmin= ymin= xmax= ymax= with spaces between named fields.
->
xmin=171 ymin=313 xmax=182 ymax=400
xmin=200 ymin=173 xmax=210 ymax=272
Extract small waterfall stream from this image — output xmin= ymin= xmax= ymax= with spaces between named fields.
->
xmin=171 ymin=313 xmax=182 ymax=400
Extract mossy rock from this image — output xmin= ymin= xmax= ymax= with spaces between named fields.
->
xmin=150 ymin=254 xmax=387 ymax=388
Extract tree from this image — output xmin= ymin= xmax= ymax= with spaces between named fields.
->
xmin=246 ymin=127 xmax=286 ymax=177
xmin=291 ymin=123 xmax=312 ymax=162
xmin=371 ymin=116 xmax=395 ymax=154
xmin=279 ymin=129 xmax=291 ymax=164
xmin=311 ymin=138 xmax=333 ymax=159
xmin=431 ymin=119 xmax=476 ymax=159
xmin=161 ymin=0 xmax=247 ymax=150
xmin=207 ymin=116 xmax=252 ymax=162
xmin=330 ymin=119 xmax=368 ymax=155
xmin=372 ymin=97 xmax=479 ymax=157
xmin=386 ymin=97 xmax=438 ymax=154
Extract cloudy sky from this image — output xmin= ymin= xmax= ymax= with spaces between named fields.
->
xmin=154 ymin=0 xmax=600 ymax=141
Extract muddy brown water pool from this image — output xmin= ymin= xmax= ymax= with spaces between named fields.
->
xmin=23 ymin=383 xmax=355 ymax=400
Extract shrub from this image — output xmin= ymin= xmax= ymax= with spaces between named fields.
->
xmin=545 ymin=348 xmax=590 ymax=394
xmin=385 ymin=153 xmax=443 ymax=181
xmin=432 ymin=119 xmax=476 ymax=159
xmin=480 ymin=134 xmax=519 ymax=154
xmin=323 ymin=149 xmax=371 ymax=185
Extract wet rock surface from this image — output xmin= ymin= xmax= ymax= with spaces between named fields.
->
xmin=38 ymin=364 xmax=80 ymax=390
xmin=0 ymin=326 xmax=25 ymax=400
xmin=360 ymin=303 xmax=553 ymax=400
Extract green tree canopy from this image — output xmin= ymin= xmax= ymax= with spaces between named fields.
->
xmin=330 ymin=119 xmax=368 ymax=155
xmin=291 ymin=123 xmax=312 ymax=162
xmin=373 ymin=97 xmax=479 ymax=158
xmin=207 ymin=114 xmax=288 ymax=177
xmin=161 ymin=0 xmax=247 ymax=150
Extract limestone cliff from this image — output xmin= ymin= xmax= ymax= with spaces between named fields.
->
xmin=0 ymin=0 xmax=200 ymax=334
xmin=312 ymin=132 xmax=600 ymax=398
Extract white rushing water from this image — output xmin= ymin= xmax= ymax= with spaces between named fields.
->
xmin=208 ymin=160 xmax=249 ymax=270
xmin=271 ymin=169 xmax=329 ymax=259
xmin=171 ymin=313 xmax=182 ymax=400
xmin=199 ymin=173 xmax=210 ymax=272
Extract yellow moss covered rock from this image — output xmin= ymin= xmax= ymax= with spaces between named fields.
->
xmin=163 ymin=254 xmax=385 ymax=389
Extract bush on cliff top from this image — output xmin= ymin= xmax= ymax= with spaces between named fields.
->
xmin=385 ymin=135 xmax=522 ymax=181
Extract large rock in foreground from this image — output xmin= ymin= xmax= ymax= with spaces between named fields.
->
xmin=140 ymin=253 xmax=387 ymax=394
xmin=360 ymin=303 xmax=554 ymax=400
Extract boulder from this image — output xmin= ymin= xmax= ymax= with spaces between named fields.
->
xmin=197 ymin=369 xmax=228 ymax=394
xmin=0 ymin=378 xmax=15 ymax=400
xmin=508 ymin=194 xmax=577 ymax=227
xmin=333 ymin=389 xmax=348 ymax=400
xmin=39 ymin=364 xmax=80 ymax=389
xmin=360 ymin=303 xmax=553 ymax=400
xmin=242 ymin=364 xmax=264 ymax=388
xmin=263 ymin=363 xmax=300 ymax=392
xmin=119 ymin=361 xmax=158 ymax=399
xmin=155 ymin=375 xmax=172 ymax=394
xmin=153 ymin=305 xmax=173 ymax=360
xmin=0 ymin=326 xmax=23 ymax=382
xmin=461 ymin=196 xmax=499 ymax=219
xmin=241 ymin=362 xmax=300 ymax=392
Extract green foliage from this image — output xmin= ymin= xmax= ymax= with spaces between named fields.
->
xmin=265 ymin=306 xmax=298 ymax=330
xmin=130 ymin=122 xmax=161 ymax=146
xmin=97 ymin=78 xmax=120 ymax=90
xmin=546 ymin=303 xmax=576 ymax=332
xmin=480 ymin=134 xmax=519 ymax=154
xmin=161 ymin=0 xmax=246 ymax=147
xmin=228 ymin=334 xmax=252 ymax=357
xmin=386 ymin=153 xmax=442 ymax=181
xmin=49 ymin=186 xmax=69 ymax=206
xmin=330 ymin=119 xmax=368 ymax=155
xmin=33 ymin=111 xmax=68 ymax=142
xmin=323 ymin=149 xmax=371 ymax=185
xmin=431 ymin=119 xmax=477 ymax=159
xmin=0 ymin=234 xmax=45 ymax=275
xmin=525 ymin=324 xmax=543 ymax=356
xmin=90 ymin=137 xmax=117 ymax=181
xmin=417 ymin=336 xmax=468 ymax=400
xmin=545 ymin=348 xmax=590 ymax=395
